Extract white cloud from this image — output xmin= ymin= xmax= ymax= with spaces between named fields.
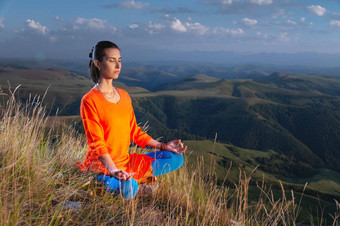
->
xmin=49 ymin=36 xmax=57 ymax=42
xmin=171 ymin=18 xmax=187 ymax=32
xmin=0 ymin=17 xmax=4 ymax=29
xmin=256 ymin=31 xmax=268 ymax=39
xmin=331 ymin=12 xmax=340 ymax=19
xmin=278 ymin=32 xmax=290 ymax=42
xmin=272 ymin=9 xmax=285 ymax=19
xmin=129 ymin=24 xmax=139 ymax=29
xmin=307 ymin=5 xmax=326 ymax=16
xmin=54 ymin=16 xmax=64 ymax=22
xmin=146 ymin=21 xmax=165 ymax=34
xmin=330 ymin=20 xmax=340 ymax=27
xmin=286 ymin=20 xmax=297 ymax=25
xmin=214 ymin=27 xmax=244 ymax=36
xmin=119 ymin=0 xmax=149 ymax=10
xmin=220 ymin=0 xmax=233 ymax=5
xmin=228 ymin=28 xmax=244 ymax=36
xmin=148 ymin=21 xmax=164 ymax=30
xmin=109 ymin=27 xmax=118 ymax=33
xmin=185 ymin=22 xmax=209 ymax=35
xmin=72 ymin=18 xmax=117 ymax=33
xmin=75 ymin=18 xmax=107 ymax=29
xmin=249 ymin=0 xmax=272 ymax=6
xmin=241 ymin=18 xmax=258 ymax=27
xmin=169 ymin=18 xmax=209 ymax=35
xmin=26 ymin=19 xmax=48 ymax=35
xmin=300 ymin=17 xmax=305 ymax=22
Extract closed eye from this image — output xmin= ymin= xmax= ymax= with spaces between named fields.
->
xmin=108 ymin=57 xmax=122 ymax=63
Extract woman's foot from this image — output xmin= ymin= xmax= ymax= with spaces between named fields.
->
xmin=138 ymin=177 xmax=158 ymax=196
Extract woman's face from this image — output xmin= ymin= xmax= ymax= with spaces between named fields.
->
xmin=97 ymin=48 xmax=121 ymax=81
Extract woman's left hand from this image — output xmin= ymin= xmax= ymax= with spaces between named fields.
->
xmin=164 ymin=140 xmax=187 ymax=155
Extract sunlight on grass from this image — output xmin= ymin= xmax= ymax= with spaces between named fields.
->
xmin=0 ymin=86 xmax=339 ymax=225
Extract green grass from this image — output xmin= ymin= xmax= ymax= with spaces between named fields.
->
xmin=183 ymin=139 xmax=340 ymax=223
xmin=184 ymin=140 xmax=340 ymax=196
xmin=2 ymin=91 xmax=339 ymax=225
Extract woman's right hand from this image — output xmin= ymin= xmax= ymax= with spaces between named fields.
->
xmin=110 ymin=169 xmax=135 ymax=181
xmin=99 ymin=154 xmax=135 ymax=181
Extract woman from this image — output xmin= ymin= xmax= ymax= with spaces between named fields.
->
xmin=76 ymin=41 xmax=187 ymax=200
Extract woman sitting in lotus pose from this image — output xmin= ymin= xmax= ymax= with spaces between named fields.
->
xmin=76 ymin=41 xmax=187 ymax=199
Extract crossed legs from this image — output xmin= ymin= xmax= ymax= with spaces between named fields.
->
xmin=96 ymin=151 xmax=184 ymax=200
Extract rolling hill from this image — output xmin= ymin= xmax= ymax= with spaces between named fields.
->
xmin=0 ymin=64 xmax=149 ymax=115
xmin=132 ymin=73 xmax=340 ymax=172
xmin=2 ymin=64 xmax=340 ymax=171
xmin=1 ymin=61 xmax=340 ymax=220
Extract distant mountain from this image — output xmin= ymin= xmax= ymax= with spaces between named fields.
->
xmin=2 ymin=58 xmax=340 ymax=90
xmin=125 ymin=49 xmax=340 ymax=68
xmin=254 ymin=72 xmax=340 ymax=96
xmin=152 ymin=74 xmax=231 ymax=95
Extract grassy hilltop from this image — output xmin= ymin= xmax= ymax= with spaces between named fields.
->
xmin=1 ymin=59 xmax=340 ymax=224
xmin=1 ymin=94 xmax=339 ymax=225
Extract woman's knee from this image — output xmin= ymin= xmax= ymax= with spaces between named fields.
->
xmin=97 ymin=175 xmax=139 ymax=200
xmin=120 ymin=179 xmax=139 ymax=200
xmin=174 ymin=153 xmax=184 ymax=170
xmin=161 ymin=151 xmax=184 ymax=171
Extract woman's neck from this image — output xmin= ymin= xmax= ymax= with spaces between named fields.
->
xmin=96 ymin=78 xmax=114 ymax=91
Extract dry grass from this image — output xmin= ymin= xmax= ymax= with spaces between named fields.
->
xmin=0 ymin=87 xmax=339 ymax=225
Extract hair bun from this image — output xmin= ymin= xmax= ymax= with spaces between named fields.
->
xmin=89 ymin=46 xmax=95 ymax=59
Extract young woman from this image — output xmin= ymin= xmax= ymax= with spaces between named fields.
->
xmin=76 ymin=41 xmax=187 ymax=200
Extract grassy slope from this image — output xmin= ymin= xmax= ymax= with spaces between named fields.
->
xmin=4 ymin=97 xmax=325 ymax=225
xmin=1 ymin=67 xmax=340 ymax=222
xmin=183 ymin=140 xmax=340 ymax=222
xmin=184 ymin=140 xmax=340 ymax=197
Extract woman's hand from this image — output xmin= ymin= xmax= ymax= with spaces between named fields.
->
xmin=99 ymin=154 xmax=135 ymax=181
xmin=164 ymin=139 xmax=187 ymax=155
xmin=109 ymin=169 xmax=135 ymax=181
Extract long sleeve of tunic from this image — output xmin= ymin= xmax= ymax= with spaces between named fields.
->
xmin=76 ymin=88 xmax=153 ymax=179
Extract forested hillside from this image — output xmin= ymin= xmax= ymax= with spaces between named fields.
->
xmin=133 ymin=73 xmax=340 ymax=172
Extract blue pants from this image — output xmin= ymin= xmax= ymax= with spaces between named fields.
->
xmin=96 ymin=151 xmax=184 ymax=200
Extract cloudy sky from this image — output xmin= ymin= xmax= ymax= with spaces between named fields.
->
xmin=0 ymin=0 xmax=340 ymax=62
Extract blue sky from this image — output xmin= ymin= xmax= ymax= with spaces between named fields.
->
xmin=0 ymin=0 xmax=340 ymax=62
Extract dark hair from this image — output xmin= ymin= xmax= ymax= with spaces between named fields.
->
xmin=88 ymin=41 xmax=120 ymax=83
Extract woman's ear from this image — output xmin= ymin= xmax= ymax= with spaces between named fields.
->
xmin=93 ymin=59 xmax=101 ymax=70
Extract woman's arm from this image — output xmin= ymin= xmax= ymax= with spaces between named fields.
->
xmin=147 ymin=139 xmax=187 ymax=155
xmin=99 ymin=154 xmax=134 ymax=180
xmin=81 ymin=99 xmax=132 ymax=180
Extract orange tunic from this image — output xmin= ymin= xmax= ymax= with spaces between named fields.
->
xmin=76 ymin=88 xmax=153 ymax=180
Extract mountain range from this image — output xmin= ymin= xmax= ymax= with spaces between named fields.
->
xmin=1 ymin=59 xmax=340 ymax=174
